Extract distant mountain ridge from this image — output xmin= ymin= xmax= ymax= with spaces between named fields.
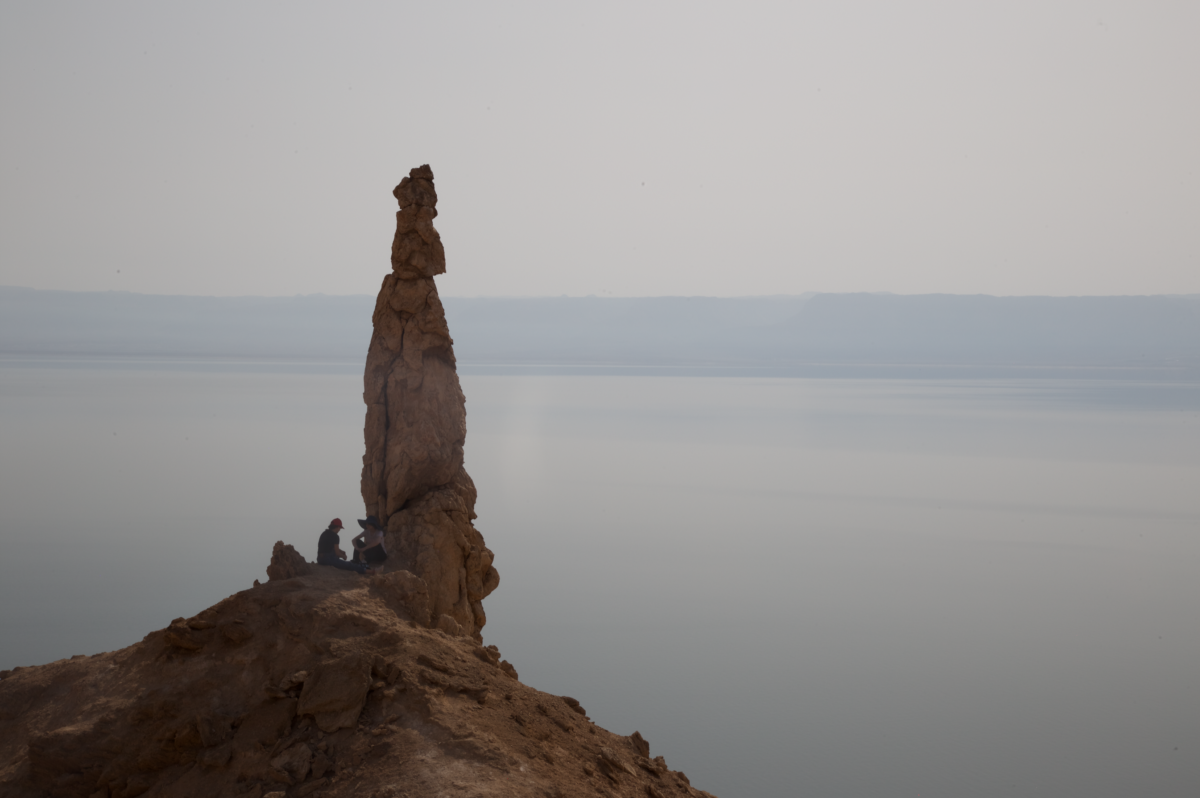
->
xmin=0 ymin=288 xmax=374 ymax=360
xmin=2 ymin=287 xmax=1199 ymax=376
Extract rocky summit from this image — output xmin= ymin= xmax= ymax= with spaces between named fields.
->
xmin=0 ymin=560 xmax=713 ymax=798
xmin=0 ymin=168 xmax=718 ymax=798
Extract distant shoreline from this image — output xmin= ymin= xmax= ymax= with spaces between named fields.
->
xmin=3 ymin=354 xmax=1196 ymax=382
xmin=3 ymin=287 xmax=1198 ymax=379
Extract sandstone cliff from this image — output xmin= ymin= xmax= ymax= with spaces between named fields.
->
xmin=361 ymin=165 xmax=498 ymax=641
xmin=0 ymin=552 xmax=714 ymax=798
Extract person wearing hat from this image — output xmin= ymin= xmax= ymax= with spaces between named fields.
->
xmin=316 ymin=518 xmax=372 ymax=574
xmin=351 ymin=515 xmax=388 ymax=570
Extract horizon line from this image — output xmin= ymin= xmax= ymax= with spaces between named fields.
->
xmin=3 ymin=285 xmax=1199 ymax=301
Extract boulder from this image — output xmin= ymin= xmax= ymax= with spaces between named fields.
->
xmin=269 ymin=742 xmax=312 ymax=785
xmin=266 ymin=541 xmax=312 ymax=581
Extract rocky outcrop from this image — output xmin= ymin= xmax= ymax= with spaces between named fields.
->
xmin=266 ymin=541 xmax=313 ymax=582
xmin=361 ymin=165 xmax=498 ymax=640
xmin=0 ymin=170 xmax=721 ymax=798
xmin=0 ymin=561 xmax=716 ymax=798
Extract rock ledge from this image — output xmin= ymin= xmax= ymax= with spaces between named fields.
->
xmin=0 ymin=566 xmax=716 ymax=798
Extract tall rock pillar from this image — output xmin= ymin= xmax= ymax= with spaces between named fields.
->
xmin=361 ymin=165 xmax=499 ymax=640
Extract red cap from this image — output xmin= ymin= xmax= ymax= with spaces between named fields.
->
xmin=330 ymin=518 xmax=343 ymax=529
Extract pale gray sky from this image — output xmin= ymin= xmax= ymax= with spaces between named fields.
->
xmin=1 ymin=1 xmax=1196 ymax=298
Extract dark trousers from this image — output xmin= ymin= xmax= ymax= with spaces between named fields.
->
xmin=353 ymin=544 xmax=388 ymax=565
xmin=317 ymin=554 xmax=370 ymax=574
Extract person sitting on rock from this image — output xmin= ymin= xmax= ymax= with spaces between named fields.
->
xmin=316 ymin=518 xmax=372 ymax=574
xmin=351 ymin=515 xmax=388 ymax=570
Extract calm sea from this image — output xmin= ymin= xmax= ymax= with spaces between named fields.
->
xmin=1 ymin=357 xmax=1198 ymax=798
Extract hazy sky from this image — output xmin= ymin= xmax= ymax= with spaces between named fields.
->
xmin=1 ymin=1 xmax=1197 ymax=298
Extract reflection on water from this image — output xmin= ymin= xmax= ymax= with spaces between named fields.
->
xmin=1 ymin=361 xmax=1198 ymax=798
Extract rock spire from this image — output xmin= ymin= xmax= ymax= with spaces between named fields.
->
xmin=361 ymin=165 xmax=498 ymax=640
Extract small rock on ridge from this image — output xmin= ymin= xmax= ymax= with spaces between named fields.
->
xmin=267 ymin=540 xmax=312 ymax=581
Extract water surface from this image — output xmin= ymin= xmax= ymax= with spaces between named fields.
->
xmin=1 ymin=359 xmax=1198 ymax=797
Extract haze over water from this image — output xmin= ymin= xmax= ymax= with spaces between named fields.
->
xmin=1 ymin=358 xmax=1198 ymax=797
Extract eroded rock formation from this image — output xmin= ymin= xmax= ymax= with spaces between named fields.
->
xmin=361 ymin=165 xmax=498 ymax=641
xmin=266 ymin=541 xmax=313 ymax=582
xmin=0 ymin=168 xmax=724 ymax=798
xmin=0 ymin=564 xmax=716 ymax=798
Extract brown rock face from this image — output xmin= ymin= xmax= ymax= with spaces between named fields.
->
xmin=266 ymin=541 xmax=313 ymax=582
xmin=361 ymin=165 xmax=498 ymax=641
xmin=0 ymin=565 xmax=718 ymax=798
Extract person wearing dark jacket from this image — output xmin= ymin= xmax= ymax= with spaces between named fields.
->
xmin=317 ymin=518 xmax=372 ymax=574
